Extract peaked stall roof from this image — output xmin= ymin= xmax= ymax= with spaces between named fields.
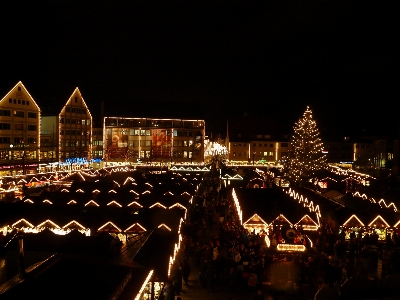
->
xmin=233 ymin=187 xmax=320 ymax=226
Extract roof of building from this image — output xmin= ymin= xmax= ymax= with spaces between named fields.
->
xmin=0 ymin=255 xmax=149 ymax=300
xmin=233 ymin=187 xmax=320 ymax=226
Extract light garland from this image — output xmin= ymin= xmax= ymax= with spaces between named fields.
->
xmin=231 ymin=189 xmax=243 ymax=224
xmin=277 ymin=244 xmax=306 ymax=252
xmin=134 ymin=270 xmax=154 ymax=300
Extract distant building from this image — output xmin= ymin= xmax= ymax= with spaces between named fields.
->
xmin=41 ymin=88 xmax=92 ymax=170
xmin=225 ymin=116 xmax=290 ymax=164
xmin=0 ymin=82 xmax=40 ymax=175
xmin=91 ymin=124 xmax=103 ymax=168
xmin=103 ymin=117 xmax=205 ymax=163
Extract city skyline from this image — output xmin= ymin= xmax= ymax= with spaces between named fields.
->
xmin=2 ymin=2 xmax=399 ymax=137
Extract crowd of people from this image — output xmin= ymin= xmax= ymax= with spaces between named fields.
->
xmin=164 ymin=165 xmax=400 ymax=300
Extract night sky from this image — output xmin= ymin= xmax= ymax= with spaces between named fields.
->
xmin=2 ymin=2 xmax=399 ymax=138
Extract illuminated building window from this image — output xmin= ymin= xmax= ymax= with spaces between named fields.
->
xmin=14 ymin=111 xmax=24 ymax=118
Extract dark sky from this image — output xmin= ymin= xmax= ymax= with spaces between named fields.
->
xmin=2 ymin=2 xmax=399 ymax=137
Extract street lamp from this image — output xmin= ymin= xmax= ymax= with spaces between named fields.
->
xmin=9 ymin=144 xmax=14 ymax=176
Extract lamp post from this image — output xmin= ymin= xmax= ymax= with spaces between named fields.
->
xmin=22 ymin=140 xmax=25 ymax=175
xmin=9 ymin=144 xmax=14 ymax=176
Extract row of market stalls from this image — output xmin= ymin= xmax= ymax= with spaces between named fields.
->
xmin=0 ymin=167 xmax=202 ymax=300
xmin=229 ymin=183 xmax=400 ymax=254
xmin=291 ymin=186 xmax=400 ymax=240
xmin=230 ymin=187 xmax=320 ymax=252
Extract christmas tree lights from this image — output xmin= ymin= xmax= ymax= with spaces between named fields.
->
xmin=285 ymin=106 xmax=327 ymax=184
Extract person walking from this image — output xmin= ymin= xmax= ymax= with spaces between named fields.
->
xmin=172 ymin=264 xmax=183 ymax=296
xmin=182 ymin=259 xmax=191 ymax=286
xmin=162 ymin=281 xmax=175 ymax=300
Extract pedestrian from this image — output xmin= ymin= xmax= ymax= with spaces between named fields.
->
xmin=183 ymin=259 xmax=191 ymax=286
xmin=162 ymin=281 xmax=175 ymax=300
xmin=172 ymin=264 xmax=183 ymax=296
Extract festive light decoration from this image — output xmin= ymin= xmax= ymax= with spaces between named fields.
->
xmin=164 ymin=191 xmax=174 ymax=196
xmin=343 ymin=214 xmax=365 ymax=227
xmin=368 ymin=215 xmax=390 ymax=228
xmin=158 ymin=224 xmax=171 ymax=231
xmin=284 ymin=106 xmax=327 ymax=183
xmin=149 ymin=202 xmax=167 ymax=209
xmin=170 ymin=166 xmax=210 ymax=172
xmin=231 ymin=189 xmax=243 ymax=224
xmin=98 ymin=221 xmax=122 ymax=232
xmin=67 ymin=200 xmax=77 ymax=204
xmin=169 ymin=203 xmax=187 ymax=210
xmin=272 ymin=214 xmax=293 ymax=227
xmin=128 ymin=201 xmax=143 ymax=207
xmin=353 ymin=191 xmax=398 ymax=212
xmin=277 ymin=244 xmax=306 ymax=252
xmin=112 ymin=180 xmax=120 ymax=187
xmin=12 ymin=218 xmax=35 ymax=229
xmin=62 ymin=220 xmax=86 ymax=231
xmin=243 ymin=214 xmax=268 ymax=226
xmin=43 ymin=199 xmax=53 ymax=204
xmin=285 ymin=188 xmax=322 ymax=219
xmin=107 ymin=200 xmax=122 ymax=207
xmin=123 ymin=177 xmax=135 ymax=185
xmin=37 ymin=219 xmax=61 ymax=230
xmin=85 ymin=200 xmax=100 ymax=207
xmin=134 ymin=270 xmax=154 ymax=300
xmin=294 ymin=214 xmax=319 ymax=231
xmin=76 ymin=189 xmax=84 ymax=193
xmin=125 ymin=223 xmax=147 ymax=232
xmin=108 ymin=189 xmax=117 ymax=193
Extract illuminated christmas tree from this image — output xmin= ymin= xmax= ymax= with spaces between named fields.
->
xmin=285 ymin=106 xmax=327 ymax=184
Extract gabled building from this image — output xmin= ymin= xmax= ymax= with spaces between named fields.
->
xmin=41 ymin=88 xmax=92 ymax=170
xmin=0 ymin=82 xmax=40 ymax=175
